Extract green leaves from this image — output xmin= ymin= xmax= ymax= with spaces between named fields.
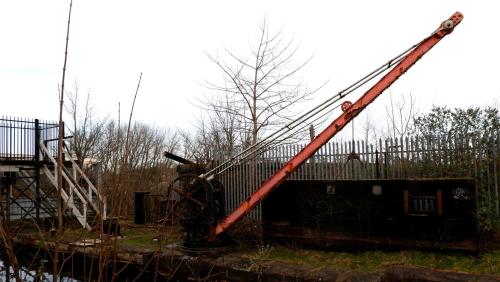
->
xmin=413 ymin=106 xmax=500 ymax=140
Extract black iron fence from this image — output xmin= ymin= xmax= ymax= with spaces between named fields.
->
xmin=0 ymin=117 xmax=59 ymax=161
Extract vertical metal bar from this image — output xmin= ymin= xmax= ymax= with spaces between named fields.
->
xmin=358 ymin=140 xmax=363 ymax=179
xmin=299 ymin=143 xmax=304 ymax=180
xmin=16 ymin=117 xmax=19 ymax=158
xmin=231 ymin=162 xmax=235 ymax=215
xmin=348 ymin=140 xmax=352 ymax=179
xmin=299 ymin=144 xmax=305 ymax=180
xmin=368 ymin=143 xmax=373 ymax=179
xmin=324 ymin=143 xmax=329 ymax=180
xmin=339 ymin=140 xmax=343 ymax=180
xmin=349 ymin=140 xmax=354 ymax=179
xmin=279 ymin=143 xmax=283 ymax=177
xmin=35 ymin=119 xmax=41 ymax=220
xmin=9 ymin=117 xmax=11 ymax=157
xmin=378 ymin=138 xmax=382 ymax=179
xmin=368 ymin=140 xmax=372 ymax=179
xmin=223 ymin=162 xmax=228 ymax=215
xmin=397 ymin=137 xmax=402 ymax=178
xmin=332 ymin=142 xmax=336 ymax=180
xmin=9 ymin=116 xmax=11 ymax=159
xmin=330 ymin=142 xmax=334 ymax=180
xmin=305 ymin=144 xmax=309 ymax=179
xmin=364 ymin=140 xmax=369 ymax=179
xmin=346 ymin=140 xmax=350 ymax=179
xmin=334 ymin=142 xmax=339 ymax=180
xmin=320 ymin=144 xmax=325 ymax=180
xmin=295 ymin=144 xmax=301 ymax=180
xmin=392 ymin=137 xmax=396 ymax=178
xmin=341 ymin=141 xmax=346 ymax=179
xmin=304 ymin=144 xmax=309 ymax=180
xmin=19 ymin=117 xmax=23 ymax=159
xmin=24 ymin=118 xmax=28 ymax=159
xmin=18 ymin=118 xmax=21 ymax=158
xmin=366 ymin=139 xmax=370 ymax=179
xmin=315 ymin=145 xmax=320 ymax=180
xmin=324 ymin=143 xmax=328 ymax=180
xmin=384 ymin=139 xmax=389 ymax=179
xmin=232 ymin=161 xmax=236 ymax=215
xmin=324 ymin=142 xmax=329 ymax=180
xmin=310 ymin=145 xmax=315 ymax=180
xmin=1 ymin=117 xmax=3 ymax=159
xmin=228 ymin=161 xmax=232 ymax=214
xmin=35 ymin=119 xmax=40 ymax=161
xmin=363 ymin=140 xmax=368 ymax=179
xmin=307 ymin=143 xmax=312 ymax=179
xmin=245 ymin=157 xmax=249 ymax=218
xmin=328 ymin=142 xmax=333 ymax=180
xmin=311 ymin=144 xmax=316 ymax=180
xmin=298 ymin=144 xmax=307 ymax=180
xmin=25 ymin=118 xmax=28 ymax=159
xmin=13 ymin=117 xmax=17 ymax=159
xmin=397 ymin=135 xmax=402 ymax=177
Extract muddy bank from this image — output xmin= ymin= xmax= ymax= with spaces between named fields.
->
xmin=10 ymin=240 xmax=498 ymax=281
xmin=160 ymin=253 xmax=499 ymax=281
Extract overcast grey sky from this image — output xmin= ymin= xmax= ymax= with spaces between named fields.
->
xmin=1 ymin=1 xmax=499 ymax=134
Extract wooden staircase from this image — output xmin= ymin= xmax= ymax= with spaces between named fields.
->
xmin=39 ymin=141 xmax=106 ymax=230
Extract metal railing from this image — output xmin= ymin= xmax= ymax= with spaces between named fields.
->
xmin=0 ymin=116 xmax=105 ymax=229
xmin=0 ymin=117 xmax=59 ymax=161
xmin=216 ymin=133 xmax=500 ymax=222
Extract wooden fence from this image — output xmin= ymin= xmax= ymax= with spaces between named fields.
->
xmin=216 ymin=133 xmax=500 ymax=223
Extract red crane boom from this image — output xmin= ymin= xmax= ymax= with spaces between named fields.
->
xmin=215 ymin=12 xmax=464 ymax=235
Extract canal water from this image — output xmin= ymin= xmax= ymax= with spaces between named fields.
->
xmin=0 ymin=248 xmax=166 ymax=281
xmin=0 ymin=252 xmax=80 ymax=281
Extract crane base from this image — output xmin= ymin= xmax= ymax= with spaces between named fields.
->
xmin=178 ymin=237 xmax=239 ymax=257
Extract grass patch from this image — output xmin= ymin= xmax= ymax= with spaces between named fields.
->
xmin=38 ymin=221 xmax=183 ymax=250
xmin=119 ymin=227 xmax=157 ymax=249
xmin=62 ymin=228 xmax=96 ymax=240
xmin=244 ymin=246 xmax=500 ymax=275
xmin=117 ymin=224 xmax=182 ymax=250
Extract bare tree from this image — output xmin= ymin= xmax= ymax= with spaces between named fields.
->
xmin=89 ymin=121 xmax=179 ymax=213
xmin=179 ymin=96 xmax=252 ymax=165
xmin=203 ymin=19 xmax=322 ymax=146
xmin=359 ymin=109 xmax=379 ymax=145
xmin=179 ymin=118 xmax=214 ymax=164
xmin=384 ymin=93 xmax=417 ymax=139
xmin=65 ymin=82 xmax=107 ymax=165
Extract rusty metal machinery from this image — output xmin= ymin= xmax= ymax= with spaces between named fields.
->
xmin=213 ymin=12 xmax=463 ymax=236
xmin=163 ymin=152 xmax=229 ymax=248
xmin=166 ymin=12 xmax=464 ymax=249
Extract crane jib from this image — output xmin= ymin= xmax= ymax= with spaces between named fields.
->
xmin=215 ymin=12 xmax=464 ymax=235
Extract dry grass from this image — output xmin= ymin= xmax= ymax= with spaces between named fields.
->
xmin=243 ymin=245 xmax=500 ymax=275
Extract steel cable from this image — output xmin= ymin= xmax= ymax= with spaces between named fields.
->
xmin=204 ymin=36 xmax=428 ymax=179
